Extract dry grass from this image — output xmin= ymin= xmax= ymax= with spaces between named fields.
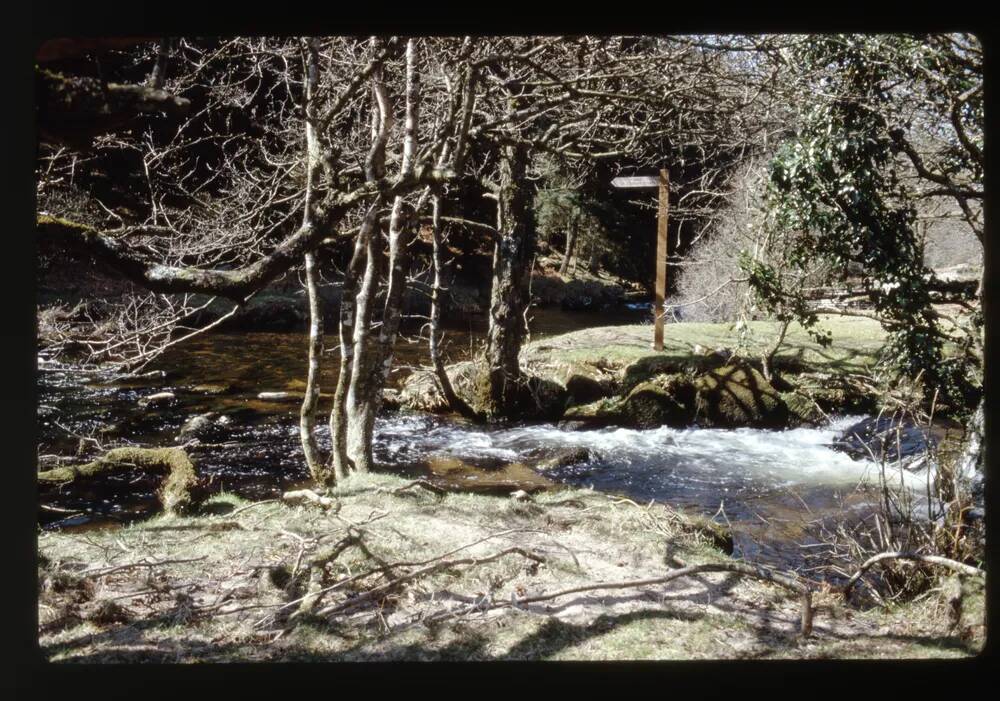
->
xmin=38 ymin=473 xmax=984 ymax=662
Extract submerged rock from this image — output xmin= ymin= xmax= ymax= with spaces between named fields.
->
xmin=832 ymin=416 xmax=934 ymax=465
xmin=191 ymin=383 xmax=235 ymax=396
xmin=531 ymin=446 xmax=593 ymax=472
xmin=177 ymin=412 xmax=227 ymax=443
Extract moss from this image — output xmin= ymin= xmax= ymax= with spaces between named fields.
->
xmin=38 ymin=447 xmax=201 ymax=515
xmin=693 ymin=364 xmax=789 ymax=428
xmin=780 ymin=390 xmax=823 ymax=424
xmin=624 ymin=375 xmax=697 ymax=428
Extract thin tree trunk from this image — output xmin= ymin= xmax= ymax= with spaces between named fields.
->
xmin=329 ymin=204 xmax=378 ymax=480
xmin=559 ymin=218 xmax=577 ymax=277
xmin=344 ymin=226 xmax=381 ymax=473
xmin=297 ymin=38 xmax=331 ymax=485
xmin=430 ymin=194 xmax=479 ymax=420
xmin=484 ymin=140 xmax=535 ymax=419
xmin=344 ymin=38 xmax=421 ymax=473
xmin=330 ymin=42 xmax=394 ymax=477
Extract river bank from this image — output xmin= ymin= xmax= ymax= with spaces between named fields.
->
xmin=37 ymin=472 xmax=984 ymax=661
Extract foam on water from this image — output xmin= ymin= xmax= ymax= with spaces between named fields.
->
xmin=376 ymin=413 xmax=889 ymax=491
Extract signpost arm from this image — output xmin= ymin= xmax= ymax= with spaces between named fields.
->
xmin=654 ymin=168 xmax=669 ymax=351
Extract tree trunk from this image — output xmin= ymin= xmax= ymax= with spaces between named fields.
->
xmin=430 ymin=194 xmax=480 ymax=420
xmin=484 ymin=141 xmax=535 ymax=419
xmin=953 ymin=397 xmax=984 ymax=504
xmin=297 ymin=38 xmax=332 ymax=485
xmin=559 ymin=218 xmax=577 ymax=277
xmin=329 ymin=204 xmax=378 ymax=479
xmin=344 ymin=226 xmax=382 ymax=473
xmin=340 ymin=38 xmax=421 ymax=473
xmin=299 ymin=251 xmax=329 ymax=483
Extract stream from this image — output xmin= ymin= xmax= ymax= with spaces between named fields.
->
xmin=37 ymin=308 xmax=929 ymax=579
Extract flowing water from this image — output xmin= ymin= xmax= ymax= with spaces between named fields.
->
xmin=37 ymin=308 xmax=928 ymax=578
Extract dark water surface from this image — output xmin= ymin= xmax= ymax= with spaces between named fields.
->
xmin=37 ymin=308 xmax=924 ymax=577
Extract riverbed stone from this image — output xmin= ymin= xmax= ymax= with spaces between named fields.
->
xmin=138 ymin=391 xmax=175 ymax=407
xmin=191 ymin=383 xmax=235 ymax=396
xmin=257 ymin=391 xmax=297 ymax=402
xmin=178 ymin=412 xmax=219 ymax=442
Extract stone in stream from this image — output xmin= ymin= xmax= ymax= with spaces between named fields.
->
xmin=831 ymin=416 xmax=934 ymax=467
xmin=138 ymin=391 xmax=175 ymax=407
xmin=191 ymin=383 xmax=236 ymax=396
xmin=530 ymin=446 xmax=593 ymax=472
xmin=177 ymin=412 xmax=219 ymax=442
xmin=257 ymin=391 xmax=297 ymax=402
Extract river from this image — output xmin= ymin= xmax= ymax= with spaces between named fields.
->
xmin=37 ymin=308 xmax=925 ymax=578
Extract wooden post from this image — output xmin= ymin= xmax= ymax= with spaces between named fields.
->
xmin=654 ymin=169 xmax=669 ymax=351
xmin=610 ymin=171 xmax=670 ymax=351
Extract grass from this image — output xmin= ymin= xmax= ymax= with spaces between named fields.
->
xmin=37 ymin=472 xmax=983 ymax=662
xmin=526 ymin=315 xmax=887 ymax=376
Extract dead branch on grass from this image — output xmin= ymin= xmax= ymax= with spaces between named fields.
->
xmin=842 ymin=551 xmax=984 ymax=600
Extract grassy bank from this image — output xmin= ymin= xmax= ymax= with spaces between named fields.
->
xmin=524 ymin=315 xmax=887 ymax=374
xmin=38 ymin=473 xmax=983 ymax=661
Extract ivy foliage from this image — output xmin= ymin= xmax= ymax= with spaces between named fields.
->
xmin=745 ymin=35 xmax=980 ymax=408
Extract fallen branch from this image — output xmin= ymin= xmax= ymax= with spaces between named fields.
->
xmin=842 ymin=551 xmax=985 ymax=599
xmin=229 ymin=498 xmax=281 ymax=517
xmin=37 ymin=447 xmax=201 ymax=514
xmin=78 ymin=555 xmax=208 ymax=579
xmin=282 ymin=489 xmax=336 ymax=510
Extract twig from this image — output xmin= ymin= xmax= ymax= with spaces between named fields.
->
xmin=229 ymin=498 xmax=281 ymax=517
xmin=78 ymin=555 xmax=208 ymax=579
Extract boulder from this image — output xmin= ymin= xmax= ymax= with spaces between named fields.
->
xmin=399 ymin=361 xmax=479 ymax=414
xmin=692 ymin=364 xmax=789 ymax=428
xmin=177 ymin=412 xmax=222 ymax=442
xmin=561 ymin=397 xmax=629 ymax=427
xmin=624 ymin=375 xmax=697 ymax=428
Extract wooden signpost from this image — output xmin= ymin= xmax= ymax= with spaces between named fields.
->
xmin=611 ymin=169 xmax=669 ymax=350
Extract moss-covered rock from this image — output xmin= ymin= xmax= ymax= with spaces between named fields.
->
xmin=692 ymin=364 xmax=789 ymax=428
xmin=531 ymin=359 xmax=616 ymax=407
xmin=624 ymin=374 xmax=698 ymax=428
xmin=562 ymin=396 xmax=629 ymax=427
xmin=399 ymin=361 xmax=479 ymax=414
xmin=779 ymin=390 xmax=824 ymax=425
